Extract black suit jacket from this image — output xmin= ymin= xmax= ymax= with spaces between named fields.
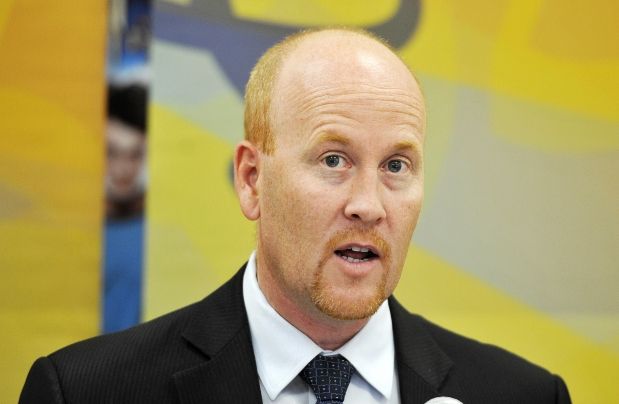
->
xmin=20 ymin=266 xmax=571 ymax=403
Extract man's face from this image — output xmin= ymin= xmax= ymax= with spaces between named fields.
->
xmin=105 ymin=118 xmax=146 ymax=201
xmin=255 ymin=38 xmax=425 ymax=321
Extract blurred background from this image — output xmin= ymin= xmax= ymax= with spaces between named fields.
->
xmin=1 ymin=0 xmax=617 ymax=402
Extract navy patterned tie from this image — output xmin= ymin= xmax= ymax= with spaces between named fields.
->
xmin=299 ymin=354 xmax=356 ymax=404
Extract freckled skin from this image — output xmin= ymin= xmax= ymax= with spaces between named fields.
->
xmin=236 ymin=30 xmax=425 ymax=349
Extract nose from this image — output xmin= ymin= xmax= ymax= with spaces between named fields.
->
xmin=344 ymin=170 xmax=386 ymax=225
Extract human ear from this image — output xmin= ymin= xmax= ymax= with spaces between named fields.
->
xmin=234 ymin=140 xmax=261 ymax=220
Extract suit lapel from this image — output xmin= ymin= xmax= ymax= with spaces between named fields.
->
xmin=170 ymin=268 xmax=461 ymax=404
xmin=173 ymin=327 xmax=261 ymax=403
xmin=173 ymin=266 xmax=262 ymax=404
xmin=389 ymin=297 xmax=457 ymax=404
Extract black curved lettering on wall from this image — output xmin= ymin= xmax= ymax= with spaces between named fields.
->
xmin=154 ymin=0 xmax=421 ymax=93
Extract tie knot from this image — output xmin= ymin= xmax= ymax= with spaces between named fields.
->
xmin=299 ymin=354 xmax=356 ymax=404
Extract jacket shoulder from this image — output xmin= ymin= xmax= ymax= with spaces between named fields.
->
xmin=23 ymin=267 xmax=249 ymax=403
xmin=390 ymin=299 xmax=571 ymax=403
xmin=39 ymin=301 xmax=204 ymax=402
xmin=49 ymin=265 xmax=247 ymax=372
xmin=419 ymin=314 xmax=553 ymax=375
xmin=424 ymin=316 xmax=569 ymax=402
xmin=51 ymin=299 xmax=199 ymax=363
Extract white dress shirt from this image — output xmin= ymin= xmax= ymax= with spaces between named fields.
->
xmin=243 ymin=252 xmax=400 ymax=403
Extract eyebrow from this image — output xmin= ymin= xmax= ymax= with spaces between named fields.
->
xmin=309 ymin=132 xmax=421 ymax=158
xmin=393 ymin=140 xmax=421 ymax=156
xmin=310 ymin=132 xmax=350 ymax=147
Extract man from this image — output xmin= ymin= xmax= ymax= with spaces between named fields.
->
xmin=20 ymin=28 xmax=571 ymax=404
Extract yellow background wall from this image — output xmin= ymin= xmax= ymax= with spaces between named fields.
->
xmin=0 ymin=1 xmax=105 ymax=402
xmin=148 ymin=1 xmax=618 ymax=402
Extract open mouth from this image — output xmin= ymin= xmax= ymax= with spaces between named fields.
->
xmin=334 ymin=246 xmax=379 ymax=263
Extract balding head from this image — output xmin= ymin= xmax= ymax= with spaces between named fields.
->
xmin=235 ymin=27 xmax=426 ymax=335
xmin=244 ymin=28 xmax=424 ymax=154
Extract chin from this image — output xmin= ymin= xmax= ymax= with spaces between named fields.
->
xmin=311 ymin=284 xmax=387 ymax=321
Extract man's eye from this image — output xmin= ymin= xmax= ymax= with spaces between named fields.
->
xmin=324 ymin=155 xmax=343 ymax=168
xmin=387 ymin=159 xmax=404 ymax=173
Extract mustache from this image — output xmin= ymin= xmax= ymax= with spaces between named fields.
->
xmin=319 ymin=228 xmax=391 ymax=268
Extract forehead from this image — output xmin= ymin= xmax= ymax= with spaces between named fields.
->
xmin=277 ymin=31 xmax=419 ymax=92
xmin=107 ymin=119 xmax=144 ymax=148
xmin=270 ymin=32 xmax=425 ymax=144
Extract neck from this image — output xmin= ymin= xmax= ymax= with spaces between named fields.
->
xmin=255 ymin=255 xmax=369 ymax=351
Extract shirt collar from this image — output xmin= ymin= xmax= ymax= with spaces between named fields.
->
xmin=243 ymin=251 xmax=395 ymax=401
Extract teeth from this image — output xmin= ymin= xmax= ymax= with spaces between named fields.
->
xmin=350 ymin=246 xmax=370 ymax=253
xmin=342 ymin=255 xmax=369 ymax=263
